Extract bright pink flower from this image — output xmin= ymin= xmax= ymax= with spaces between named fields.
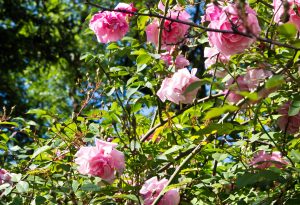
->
xmin=208 ymin=4 xmax=261 ymax=55
xmin=146 ymin=3 xmax=191 ymax=50
xmin=0 ymin=169 xmax=11 ymax=185
xmin=115 ymin=3 xmax=137 ymax=17
xmin=244 ymin=68 xmax=272 ymax=90
xmin=161 ymin=53 xmax=190 ymax=69
xmin=157 ymin=68 xmax=200 ymax=104
xmin=250 ymin=151 xmax=289 ymax=169
xmin=89 ymin=11 xmax=129 ymax=43
xmin=204 ymin=47 xmax=230 ymax=69
xmin=74 ymin=139 xmax=125 ymax=183
xmin=140 ymin=176 xmax=180 ymax=205
xmin=202 ymin=2 xmax=223 ymax=22
xmin=273 ymin=0 xmax=300 ymax=31
xmin=277 ymin=101 xmax=300 ymax=134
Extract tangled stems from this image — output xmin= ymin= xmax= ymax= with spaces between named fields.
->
xmin=85 ymin=0 xmax=300 ymax=51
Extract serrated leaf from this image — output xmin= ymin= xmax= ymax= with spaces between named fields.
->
xmin=136 ymin=54 xmax=151 ymax=66
xmin=288 ymin=98 xmax=300 ymax=116
xmin=265 ymin=75 xmax=284 ymax=89
xmin=291 ymin=150 xmax=300 ymax=162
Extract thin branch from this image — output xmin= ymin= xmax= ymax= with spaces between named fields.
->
xmin=85 ymin=0 xmax=300 ymax=51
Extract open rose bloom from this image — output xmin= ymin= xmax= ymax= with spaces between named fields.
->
xmin=277 ymin=101 xmax=300 ymax=134
xmin=146 ymin=2 xmax=191 ymax=50
xmin=0 ymin=168 xmax=12 ymax=185
xmin=74 ymin=139 xmax=125 ymax=183
xmin=274 ymin=0 xmax=300 ymax=31
xmin=157 ymin=68 xmax=200 ymax=104
xmin=140 ymin=176 xmax=180 ymax=205
xmin=89 ymin=3 xmax=136 ymax=43
xmin=250 ymin=151 xmax=289 ymax=169
xmin=207 ymin=3 xmax=261 ymax=56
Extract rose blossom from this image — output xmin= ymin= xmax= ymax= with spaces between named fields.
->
xmin=146 ymin=2 xmax=191 ymax=50
xmin=274 ymin=0 xmax=300 ymax=31
xmin=250 ymin=151 xmax=289 ymax=169
xmin=161 ymin=53 xmax=190 ymax=69
xmin=208 ymin=4 xmax=261 ymax=56
xmin=115 ymin=3 xmax=137 ymax=17
xmin=140 ymin=176 xmax=180 ymax=205
xmin=74 ymin=139 xmax=125 ymax=183
xmin=157 ymin=68 xmax=200 ymax=104
xmin=244 ymin=68 xmax=272 ymax=91
xmin=202 ymin=2 xmax=223 ymax=22
xmin=204 ymin=47 xmax=230 ymax=68
xmin=0 ymin=169 xmax=11 ymax=185
xmin=89 ymin=10 xmax=129 ymax=43
xmin=277 ymin=101 xmax=300 ymax=134
xmin=225 ymin=76 xmax=250 ymax=104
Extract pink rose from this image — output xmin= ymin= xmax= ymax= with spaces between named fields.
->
xmin=0 ymin=168 xmax=11 ymax=185
xmin=250 ymin=151 xmax=289 ymax=169
xmin=225 ymin=76 xmax=249 ymax=104
xmin=274 ymin=0 xmax=300 ymax=31
xmin=146 ymin=3 xmax=191 ymax=50
xmin=204 ymin=47 xmax=230 ymax=69
xmin=115 ymin=3 xmax=137 ymax=17
xmin=277 ymin=101 xmax=300 ymax=134
xmin=140 ymin=176 xmax=180 ymax=205
xmin=89 ymin=11 xmax=129 ymax=43
xmin=157 ymin=68 xmax=200 ymax=104
xmin=161 ymin=53 xmax=190 ymax=69
xmin=202 ymin=2 xmax=223 ymax=22
xmin=74 ymin=139 xmax=125 ymax=183
xmin=208 ymin=4 xmax=261 ymax=55
xmin=244 ymin=68 xmax=272 ymax=91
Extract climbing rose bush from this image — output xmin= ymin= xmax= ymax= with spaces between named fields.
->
xmin=250 ymin=151 xmax=289 ymax=169
xmin=74 ymin=139 xmax=125 ymax=183
xmin=207 ymin=3 xmax=261 ymax=55
xmin=157 ymin=68 xmax=200 ymax=104
xmin=140 ymin=176 xmax=180 ymax=205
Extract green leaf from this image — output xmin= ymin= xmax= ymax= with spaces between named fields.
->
xmin=288 ymin=98 xmax=300 ymax=116
xmin=212 ymin=153 xmax=229 ymax=161
xmin=81 ymin=183 xmax=101 ymax=192
xmin=72 ymin=180 xmax=79 ymax=192
xmin=10 ymin=196 xmax=22 ymax=205
xmin=106 ymin=43 xmax=119 ymax=50
xmin=183 ymin=81 xmax=202 ymax=94
xmin=204 ymin=105 xmax=238 ymax=120
xmin=136 ymin=53 xmax=151 ymax=72
xmin=137 ymin=16 xmax=149 ymax=31
xmin=265 ymin=75 xmax=284 ymax=89
xmin=291 ymin=150 xmax=300 ymax=163
xmin=163 ymin=145 xmax=184 ymax=155
xmin=0 ymin=121 xmax=19 ymax=127
xmin=113 ymin=194 xmax=139 ymax=201
xmin=237 ymin=170 xmax=282 ymax=188
xmin=277 ymin=23 xmax=297 ymax=38
xmin=31 ymin=145 xmax=51 ymax=159
xmin=16 ymin=181 xmax=29 ymax=193
xmin=126 ymin=87 xmax=140 ymax=99
xmin=35 ymin=196 xmax=46 ymax=205
xmin=26 ymin=109 xmax=47 ymax=116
